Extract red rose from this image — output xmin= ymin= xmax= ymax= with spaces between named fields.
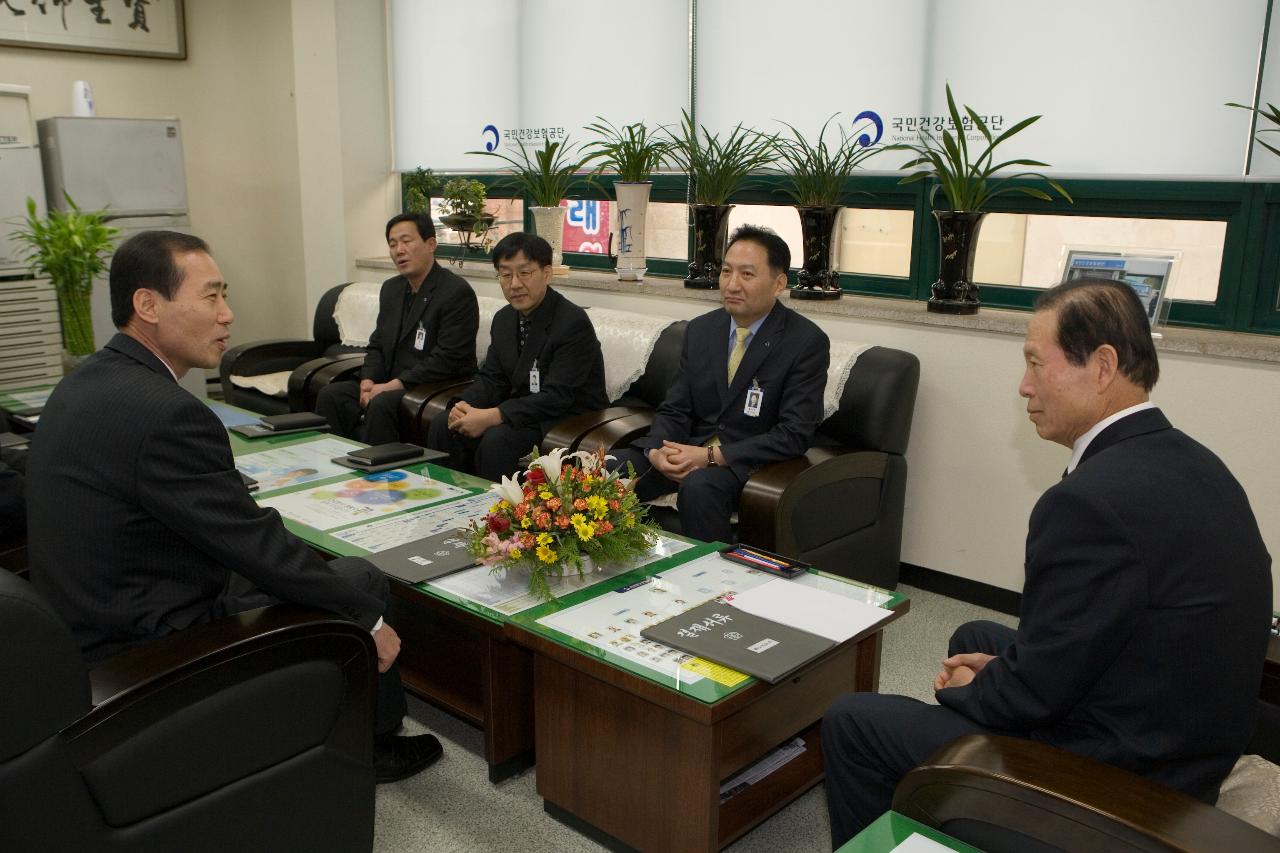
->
xmin=486 ymin=513 xmax=510 ymax=533
xmin=527 ymin=467 xmax=547 ymax=486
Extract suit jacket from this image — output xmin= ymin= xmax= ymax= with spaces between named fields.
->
xmin=634 ymin=302 xmax=830 ymax=481
xmin=361 ymin=263 xmax=479 ymax=386
xmin=938 ymin=408 xmax=1272 ymax=802
xmin=28 ymin=334 xmax=386 ymax=664
xmin=456 ymin=287 xmax=607 ymax=436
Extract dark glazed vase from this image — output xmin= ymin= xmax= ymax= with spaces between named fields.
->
xmin=929 ymin=210 xmax=987 ymax=314
xmin=791 ymin=205 xmax=843 ymax=300
xmin=685 ymin=204 xmax=734 ymax=289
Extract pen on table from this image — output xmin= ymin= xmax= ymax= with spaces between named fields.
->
xmin=736 ymin=546 xmax=791 ymax=568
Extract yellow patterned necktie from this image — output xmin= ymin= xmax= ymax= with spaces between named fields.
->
xmin=727 ymin=326 xmax=751 ymax=384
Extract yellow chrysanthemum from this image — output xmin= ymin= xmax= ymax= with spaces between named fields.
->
xmin=520 ymin=516 xmax=532 ymax=529
xmin=509 ymin=548 xmax=523 ymax=560
xmin=570 ymin=512 xmax=586 ymax=525
xmin=586 ymin=495 xmax=609 ymax=519
xmin=539 ymin=489 xmax=553 ymax=500
xmin=574 ymin=520 xmax=596 ymax=542
xmin=536 ymin=532 xmax=554 ymax=546
xmin=536 ymin=544 xmax=557 ymax=564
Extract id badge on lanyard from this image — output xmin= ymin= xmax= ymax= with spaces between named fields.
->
xmin=413 ymin=322 xmax=426 ymax=351
xmin=529 ymin=360 xmax=541 ymax=393
xmin=744 ymin=379 xmax=763 ymax=417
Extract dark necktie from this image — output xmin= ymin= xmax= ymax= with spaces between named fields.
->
xmin=518 ymin=315 xmax=529 ymax=352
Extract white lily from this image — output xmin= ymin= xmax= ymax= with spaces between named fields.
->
xmin=568 ymin=448 xmax=615 ymax=474
xmin=535 ymin=446 xmax=568 ymax=483
xmin=490 ymin=473 xmax=524 ymax=506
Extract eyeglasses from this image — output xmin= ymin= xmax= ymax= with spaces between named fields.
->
xmin=495 ymin=268 xmax=540 ymax=285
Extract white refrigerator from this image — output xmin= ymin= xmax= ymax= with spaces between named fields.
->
xmin=37 ymin=116 xmax=203 ymax=397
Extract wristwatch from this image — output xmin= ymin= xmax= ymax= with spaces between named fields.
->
xmin=706 ymin=446 xmax=718 ymax=467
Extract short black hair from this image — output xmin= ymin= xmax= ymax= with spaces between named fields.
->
xmin=726 ymin=224 xmax=790 ymax=278
xmin=491 ymin=232 xmax=553 ymax=268
xmin=1034 ymin=277 xmax=1160 ymax=391
xmin=110 ymin=230 xmax=211 ymax=327
xmin=385 ymin=212 xmax=436 ymax=242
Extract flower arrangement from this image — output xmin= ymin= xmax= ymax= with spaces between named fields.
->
xmin=468 ymin=447 xmax=661 ymax=602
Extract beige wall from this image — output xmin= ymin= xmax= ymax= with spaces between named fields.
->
xmin=0 ymin=0 xmax=394 ymax=347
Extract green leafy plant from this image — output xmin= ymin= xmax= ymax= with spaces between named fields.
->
xmin=12 ymin=195 xmax=117 ymax=357
xmin=582 ymin=117 xmax=670 ymax=183
xmin=773 ymin=114 xmax=882 ymax=207
xmin=663 ymin=109 xmax=777 ymax=206
xmin=440 ymin=177 xmax=489 ymax=220
xmin=402 ymin=167 xmax=441 ymax=214
xmin=892 ymin=84 xmax=1071 ymax=211
xmin=1226 ymin=100 xmax=1280 ymax=157
xmin=469 ymin=136 xmax=592 ymax=208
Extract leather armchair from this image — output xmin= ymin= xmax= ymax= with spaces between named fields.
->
xmin=568 ymin=345 xmax=920 ymax=590
xmin=0 ymin=570 xmax=377 ymax=853
xmin=893 ymin=732 xmax=1280 ymax=853
xmin=540 ymin=319 xmax=689 ymax=453
xmin=219 ymin=282 xmax=366 ymax=416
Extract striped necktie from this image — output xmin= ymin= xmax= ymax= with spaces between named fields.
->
xmin=727 ymin=327 xmax=751 ymax=384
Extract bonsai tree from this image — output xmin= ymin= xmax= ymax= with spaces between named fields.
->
xmin=582 ymin=117 xmax=670 ymax=183
xmin=402 ymin=167 xmax=441 ymax=214
xmin=469 ymin=136 xmax=592 ymax=207
xmin=663 ymin=109 xmax=776 ymax=205
xmin=892 ymin=84 xmax=1071 ymax=211
xmin=12 ymin=195 xmax=117 ymax=357
xmin=773 ymin=113 xmax=882 ymax=207
xmin=440 ymin=177 xmax=489 ymax=223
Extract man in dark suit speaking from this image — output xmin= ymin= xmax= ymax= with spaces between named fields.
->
xmin=316 ymin=212 xmax=478 ymax=444
xmin=611 ymin=225 xmax=830 ymax=543
xmin=427 ymin=231 xmax=607 ymax=482
xmin=28 ymin=231 xmax=443 ymax=783
xmin=822 ymin=278 xmax=1272 ymax=847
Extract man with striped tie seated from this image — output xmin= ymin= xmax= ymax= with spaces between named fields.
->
xmin=610 ymin=225 xmax=830 ymax=543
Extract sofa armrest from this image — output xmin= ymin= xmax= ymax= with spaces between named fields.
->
xmin=286 ymin=353 xmax=364 ymax=412
xmin=220 ymin=339 xmax=322 ymax=381
xmin=573 ymin=409 xmax=658 ymax=455
xmin=88 ymin=604 xmax=372 ymax=706
xmin=398 ymin=378 xmax=474 ymax=444
xmin=541 ymin=406 xmax=654 ymax=453
xmin=738 ymin=446 xmax=889 ymax=553
xmin=894 ymin=734 xmax=1279 ymax=853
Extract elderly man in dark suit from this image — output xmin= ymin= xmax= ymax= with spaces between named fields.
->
xmin=611 ymin=225 xmax=830 ymax=543
xmin=28 ymin=230 xmax=443 ymax=783
xmin=427 ymin=231 xmax=607 ymax=482
xmin=822 ymin=277 xmax=1272 ymax=847
xmin=316 ymin=212 xmax=478 ymax=444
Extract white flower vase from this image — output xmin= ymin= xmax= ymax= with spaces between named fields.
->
xmin=530 ymin=205 xmax=570 ymax=276
xmin=613 ymin=181 xmax=651 ymax=282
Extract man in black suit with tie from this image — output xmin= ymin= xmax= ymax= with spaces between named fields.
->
xmin=28 ymin=230 xmax=443 ymax=783
xmin=427 ymin=231 xmax=607 ymax=482
xmin=316 ymin=212 xmax=478 ymax=443
xmin=611 ymin=225 xmax=830 ymax=543
xmin=821 ymin=277 xmax=1272 ymax=847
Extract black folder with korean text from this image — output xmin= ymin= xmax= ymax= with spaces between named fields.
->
xmin=365 ymin=530 xmax=477 ymax=585
xmin=640 ymin=600 xmax=835 ymax=684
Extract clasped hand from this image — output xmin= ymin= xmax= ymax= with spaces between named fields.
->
xmin=648 ymin=440 xmax=713 ymax=482
xmin=359 ymin=378 xmax=403 ymax=408
xmin=447 ymin=401 xmax=502 ymax=438
xmin=933 ymin=652 xmax=995 ymax=691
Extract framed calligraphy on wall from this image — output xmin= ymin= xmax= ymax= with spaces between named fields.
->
xmin=0 ymin=0 xmax=185 ymax=60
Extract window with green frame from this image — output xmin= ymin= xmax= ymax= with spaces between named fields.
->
xmin=415 ymin=173 xmax=1280 ymax=336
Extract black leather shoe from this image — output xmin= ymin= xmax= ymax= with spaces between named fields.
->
xmin=373 ymin=733 xmax=443 ymax=783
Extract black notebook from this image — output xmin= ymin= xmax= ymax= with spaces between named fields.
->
xmin=365 ymin=530 xmax=477 ymax=584
xmin=640 ymin=600 xmax=835 ymax=684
